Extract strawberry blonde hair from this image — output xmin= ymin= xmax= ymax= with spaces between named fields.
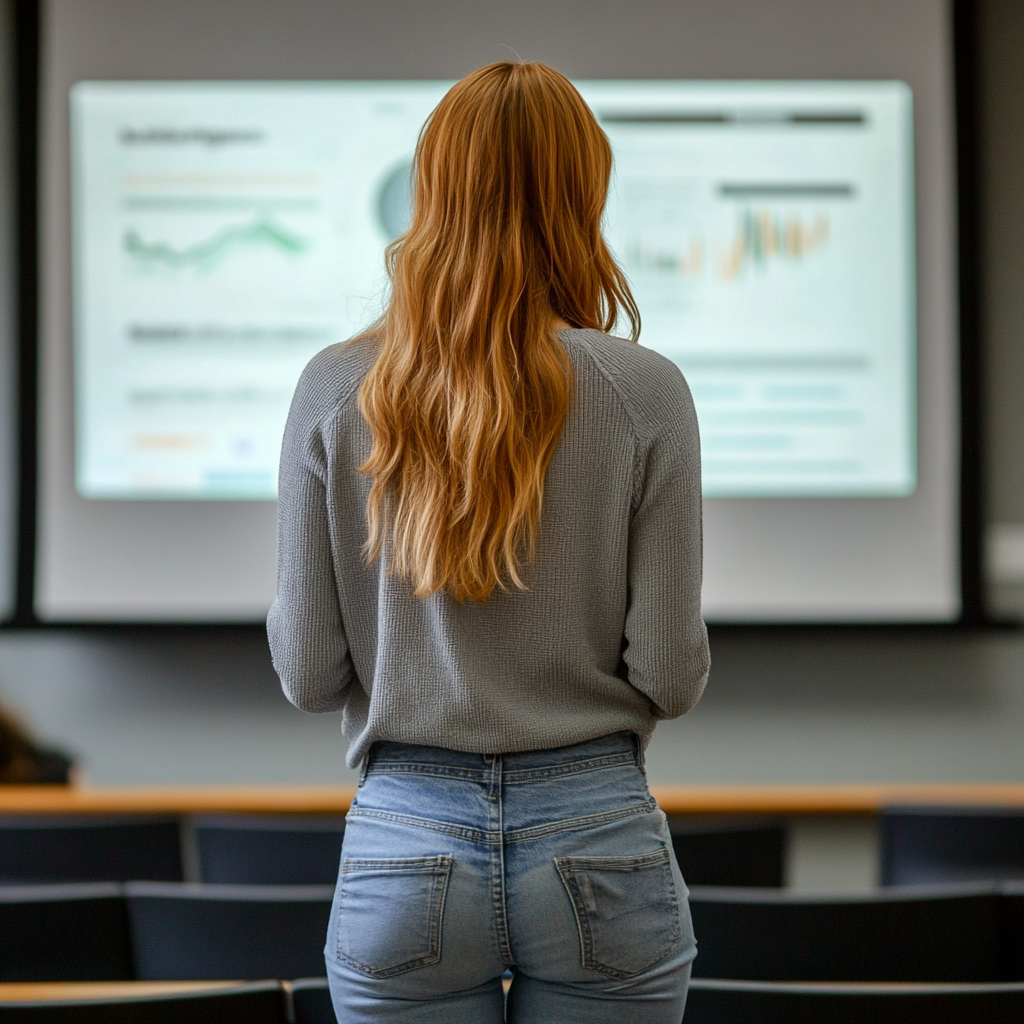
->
xmin=357 ymin=61 xmax=638 ymax=602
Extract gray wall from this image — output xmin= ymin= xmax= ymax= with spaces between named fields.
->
xmin=1 ymin=625 xmax=1023 ymax=788
xmin=0 ymin=0 xmax=1022 ymax=811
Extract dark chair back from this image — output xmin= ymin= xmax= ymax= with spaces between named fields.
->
xmin=0 ymin=883 xmax=134 ymax=981
xmin=0 ymin=816 xmax=183 ymax=883
xmin=1002 ymin=882 xmax=1024 ymax=981
xmin=688 ymin=883 xmax=1003 ymax=982
xmin=0 ymin=981 xmax=286 ymax=1023
xmin=192 ymin=814 xmax=345 ymax=884
xmin=290 ymin=977 xmax=334 ymax=1024
xmin=668 ymin=816 xmax=784 ymax=887
xmin=684 ymin=979 xmax=1024 ymax=1023
xmin=125 ymin=882 xmax=332 ymax=980
xmin=881 ymin=806 xmax=1024 ymax=886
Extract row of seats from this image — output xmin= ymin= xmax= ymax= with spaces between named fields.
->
xmin=0 ymin=815 xmax=341 ymax=886
xmin=0 ymin=979 xmax=326 ymax=1024
xmin=4 ymin=879 xmax=1024 ymax=983
xmin=0 ymin=813 xmax=786 ymax=887
xmin=6 ymin=978 xmax=1024 ymax=1024
xmin=2 ymin=882 xmax=330 ymax=982
xmin=3 ymin=806 xmax=1023 ymax=886
xmin=684 ymin=979 xmax=1024 ymax=1024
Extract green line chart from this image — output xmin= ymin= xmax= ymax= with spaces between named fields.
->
xmin=123 ymin=219 xmax=308 ymax=270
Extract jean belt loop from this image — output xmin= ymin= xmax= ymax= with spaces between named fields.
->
xmin=358 ymin=746 xmax=373 ymax=786
xmin=633 ymin=732 xmax=646 ymax=772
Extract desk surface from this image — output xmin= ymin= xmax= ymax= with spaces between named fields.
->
xmin=0 ymin=982 xmax=247 ymax=1003
xmin=3 ymin=783 xmax=1024 ymax=815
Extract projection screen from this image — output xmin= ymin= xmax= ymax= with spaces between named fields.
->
xmin=36 ymin=0 xmax=959 ymax=621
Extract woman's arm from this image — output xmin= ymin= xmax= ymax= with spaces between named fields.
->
xmin=267 ymin=376 xmax=355 ymax=712
xmin=622 ymin=372 xmax=710 ymax=719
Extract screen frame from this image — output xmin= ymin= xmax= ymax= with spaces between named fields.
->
xmin=5 ymin=0 xmax=987 ymax=628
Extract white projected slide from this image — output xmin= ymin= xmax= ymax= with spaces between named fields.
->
xmin=71 ymin=80 xmax=915 ymax=499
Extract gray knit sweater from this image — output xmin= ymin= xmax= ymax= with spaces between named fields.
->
xmin=268 ymin=328 xmax=709 ymax=768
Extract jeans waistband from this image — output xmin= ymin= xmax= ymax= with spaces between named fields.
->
xmin=361 ymin=731 xmax=643 ymax=785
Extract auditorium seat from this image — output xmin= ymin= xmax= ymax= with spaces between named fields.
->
xmin=290 ymin=977 xmax=334 ymax=1024
xmin=192 ymin=814 xmax=345 ymax=884
xmin=0 ymin=981 xmax=286 ymax=1023
xmin=1002 ymin=882 xmax=1024 ymax=981
xmin=881 ymin=806 xmax=1024 ymax=885
xmin=667 ymin=816 xmax=785 ymax=887
xmin=125 ymin=882 xmax=332 ymax=980
xmin=0 ymin=816 xmax=183 ymax=884
xmin=688 ymin=883 xmax=1003 ymax=982
xmin=683 ymin=978 xmax=1024 ymax=1023
xmin=0 ymin=883 xmax=134 ymax=982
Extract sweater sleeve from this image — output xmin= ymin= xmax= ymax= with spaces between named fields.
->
xmin=267 ymin=365 xmax=355 ymax=712
xmin=621 ymin=368 xmax=710 ymax=719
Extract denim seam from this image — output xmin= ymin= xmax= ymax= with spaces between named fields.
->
xmin=552 ymin=849 xmax=672 ymax=872
xmin=557 ymin=862 xmax=596 ymax=978
xmin=341 ymin=856 xmax=448 ymax=872
xmin=505 ymin=798 xmax=658 ymax=845
xmin=364 ymin=750 xmax=637 ymax=785
xmin=346 ymin=807 xmax=493 ymax=844
xmin=491 ymin=755 xmax=514 ymax=966
xmin=633 ymin=733 xmax=647 ymax=774
xmin=346 ymin=797 xmax=657 ymax=846
xmin=363 ymin=764 xmax=488 ymax=783
xmin=503 ymin=752 xmax=639 ymax=783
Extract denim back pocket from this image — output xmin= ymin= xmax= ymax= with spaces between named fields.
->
xmin=555 ymin=847 xmax=681 ymax=978
xmin=334 ymin=855 xmax=453 ymax=978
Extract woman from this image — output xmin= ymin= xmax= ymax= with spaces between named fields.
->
xmin=269 ymin=61 xmax=709 ymax=1023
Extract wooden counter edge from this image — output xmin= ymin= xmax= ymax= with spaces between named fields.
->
xmin=4 ymin=783 xmax=1024 ymax=815
xmin=651 ymin=784 xmax=1024 ymax=814
xmin=0 ymin=785 xmax=359 ymax=814
xmin=0 ymin=981 xmax=249 ymax=1002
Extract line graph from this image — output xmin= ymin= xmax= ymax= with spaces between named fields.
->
xmin=123 ymin=218 xmax=308 ymax=270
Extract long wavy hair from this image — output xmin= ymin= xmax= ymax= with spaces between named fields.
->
xmin=357 ymin=61 xmax=638 ymax=602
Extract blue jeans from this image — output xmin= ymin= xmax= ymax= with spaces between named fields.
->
xmin=325 ymin=732 xmax=696 ymax=1022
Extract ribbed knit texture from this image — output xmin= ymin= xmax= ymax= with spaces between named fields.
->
xmin=268 ymin=329 xmax=709 ymax=768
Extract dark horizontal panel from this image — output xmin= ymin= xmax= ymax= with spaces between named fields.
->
xmin=599 ymin=111 xmax=866 ymax=126
xmin=719 ymin=183 xmax=855 ymax=198
xmin=790 ymin=112 xmax=865 ymax=124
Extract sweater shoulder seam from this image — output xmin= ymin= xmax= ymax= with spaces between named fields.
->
xmin=306 ymin=344 xmax=373 ymax=439
xmin=566 ymin=333 xmax=654 ymax=513
xmin=566 ymin=334 xmax=653 ymax=445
